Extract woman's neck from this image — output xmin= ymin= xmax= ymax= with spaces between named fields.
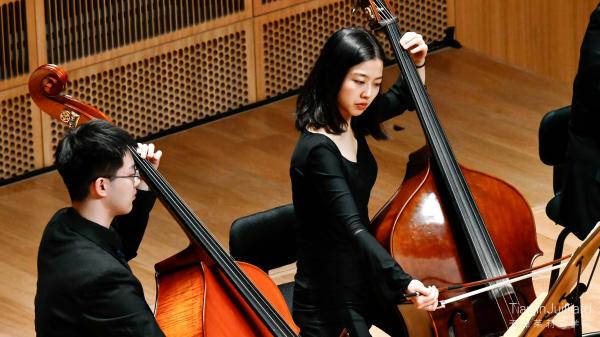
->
xmin=308 ymin=125 xmax=358 ymax=162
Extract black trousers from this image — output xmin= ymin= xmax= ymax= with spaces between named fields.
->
xmin=292 ymin=285 xmax=407 ymax=337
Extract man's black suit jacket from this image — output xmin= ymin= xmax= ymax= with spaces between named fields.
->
xmin=35 ymin=190 xmax=165 ymax=336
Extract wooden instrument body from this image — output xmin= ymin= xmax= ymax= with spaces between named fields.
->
xmin=155 ymin=246 xmax=297 ymax=337
xmin=372 ymin=149 xmax=573 ymax=336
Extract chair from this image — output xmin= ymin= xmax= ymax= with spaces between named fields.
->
xmin=229 ymin=204 xmax=297 ymax=312
xmin=538 ymin=105 xmax=573 ymax=288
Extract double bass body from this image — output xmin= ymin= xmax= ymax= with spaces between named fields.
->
xmin=154 ymin=246 xmax=296 ymax=337
xmin=371 ymin=148 xmax=565 ymax=336
xmin=355 ymin=1 xmax=577 ymax=336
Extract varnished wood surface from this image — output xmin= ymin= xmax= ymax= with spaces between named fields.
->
xmin=1 ymin=47 xmax=598 ymax=336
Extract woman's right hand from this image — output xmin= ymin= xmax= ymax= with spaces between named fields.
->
xmin=406 ymin=279 xmax=441 ymax=311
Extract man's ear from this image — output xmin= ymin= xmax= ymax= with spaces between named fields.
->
xmin=90 ymin=177 xmax=109 ymax=198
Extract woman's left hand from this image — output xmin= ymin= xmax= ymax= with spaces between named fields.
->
xmin=400 ymin=32 xmax=428 ymax=68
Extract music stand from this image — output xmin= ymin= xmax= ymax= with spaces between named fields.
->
xmin=503 ymin=221 xmax=600 ymax=337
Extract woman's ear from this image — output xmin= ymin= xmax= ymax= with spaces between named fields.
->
xmin=90 ymin=177 xmax=110 ymax=198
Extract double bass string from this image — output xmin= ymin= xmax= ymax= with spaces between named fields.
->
xmin=372 ymin=0 xmax=522 ymax=327
xmin=128 ymin=145 xmax=296 ymax=337
xmin=438 ymin=262 xmax=568 ymax=307
xmin=394 ymin=26 xmax=519 ymax=325
xmin=131 ymin=148 xmax=295 ymax=336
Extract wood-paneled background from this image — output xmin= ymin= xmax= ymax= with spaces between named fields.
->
xmin=454 ymin=0 xmax=599 ymax=83
xmin=0 ymin=0 xmax=451 ymax=183
xmin=3 ymin=0 xmax=599 ymax=184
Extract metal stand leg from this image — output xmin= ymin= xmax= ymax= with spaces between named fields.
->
xmin=563 ymin=250 xmax=600 ymax=337
xmin=550 ymin=227 xmax=571 ymax=289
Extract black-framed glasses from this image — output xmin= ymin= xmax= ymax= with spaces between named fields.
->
xmin=109 ymin=168 xmax=141 ymax=182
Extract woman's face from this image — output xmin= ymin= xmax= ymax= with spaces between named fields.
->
xmin=336 ymin=58 xmax=383 ymax=121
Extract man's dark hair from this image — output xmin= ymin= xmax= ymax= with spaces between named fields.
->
xmin=295 ymin=27 xmax=386 ymax=135
xmin=55 ymin=120 xmax=136 ymax=202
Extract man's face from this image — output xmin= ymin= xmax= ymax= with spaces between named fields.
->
xmin=105 ymin=152 xmax=140 ymax=216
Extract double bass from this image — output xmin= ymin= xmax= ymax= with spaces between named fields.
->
xmin=356 ymin=1 xmax=576 ymax=336
xmin=28 ymin=64 xmax=305 ymax=337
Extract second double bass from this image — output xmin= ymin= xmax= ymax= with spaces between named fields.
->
xmin=28 ymin=64 xmax=301 ymax=337
xmin=357 ymin=1 xmax=575 ymax=336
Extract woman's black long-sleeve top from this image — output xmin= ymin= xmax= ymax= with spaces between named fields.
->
xmin=290 ymin=76 xmax=416 ymax=309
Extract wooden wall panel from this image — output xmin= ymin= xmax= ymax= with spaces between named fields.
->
xmin=0 ymin=0 xmax=450 ymax=182
xmin=453 ymin=0 xmax=599 ymax=84
xmin=0 ymin=0 xmax=45 ymax=180
xmin=0 ymin=86 xmax=44 ymax=179
xmin=40 ymin=0 xmax=251 ymax=77
xmin=252 ymin=0 xmax=312 ymax=16
xmin=0 ymin=0 xmax=30 ymax=88
xmin=0 ymin=0 xmax=27 ymax=78
xmin=2 ymin=0 xmax=252 ymax=90
xmin=254 ymin=0 xmax=449 ymax=100
xmin=41 ymin=20 xmax=256 ymax=165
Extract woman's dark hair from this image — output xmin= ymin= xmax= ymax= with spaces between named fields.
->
xmin=295 ymin=27 xmax=386 ymax=135
xmin=55 ymin=120 xmax=136 ymax=202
